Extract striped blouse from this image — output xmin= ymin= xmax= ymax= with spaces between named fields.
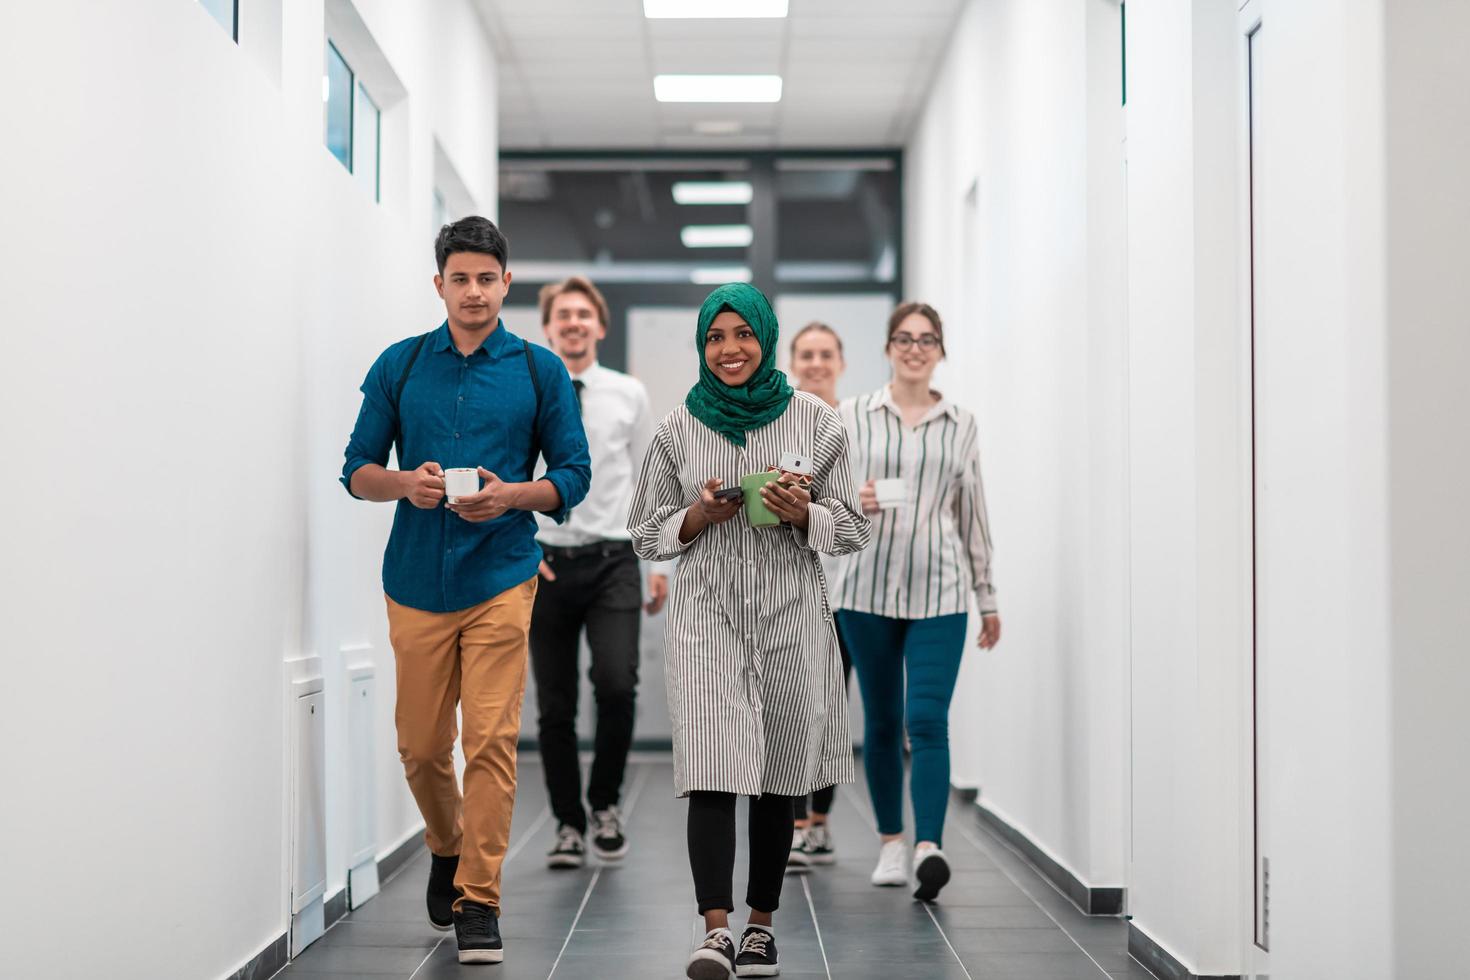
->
xmin=831 ymin=385 xmax=998 ymax=619
xmin=628 ymin=392 xmax=871 ymax=797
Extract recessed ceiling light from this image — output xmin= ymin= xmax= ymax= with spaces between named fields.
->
xmin=672 ymin=181 xmax=754 ymax=205
xmin=690 ymin=266 xmax=753 ymax=284
xmin=644 ymin=0 xmax=787 ymax=18
xmin=681 ymin=225 xmax=754 ymax=248
xmin=655 ymin=75 xmax=783 ymax=103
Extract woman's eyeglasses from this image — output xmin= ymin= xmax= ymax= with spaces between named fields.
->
xmin=889 ymin=332 xmax=941 ymax=352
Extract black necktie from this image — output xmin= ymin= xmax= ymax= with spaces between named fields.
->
xmin=572 ymin=379 xmax=585 ymax=415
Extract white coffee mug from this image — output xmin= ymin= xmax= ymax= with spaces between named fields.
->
xmin=444 ymin=468 xmax=480 ymax=503
xmin=873 ymin=477 xmax=907 ymax=509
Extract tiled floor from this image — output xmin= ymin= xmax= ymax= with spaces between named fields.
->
xmin=275 ymin=757 xmax=1157 ymax=979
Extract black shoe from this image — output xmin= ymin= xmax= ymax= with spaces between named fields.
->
xmin=453 ymin=901 xmax=504 ymax=964
xmin=784 ymin=829 xmax=811 ymax=874
xmin=426 ymin=852 xmax=461 ymax=931
xmin=686 ymin=929 xmax=736 ymax=980
xmin=735 ymin=925 xmax=779 ymax=977
xmin=913 ymin=846 xmax=951 ymax=903
xmin=590 ymin=806 xmax=629 ymax=861
xmin=547 ymin=824 xmax=586 ymax=869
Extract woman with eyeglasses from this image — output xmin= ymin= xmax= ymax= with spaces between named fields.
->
xmin=830 ymin=301 xmax=1002 ymax=903
xmin=629 ymin=284 xmax=870 ymax=979
xmin=783 ymin=322 xmax=853 ymax=872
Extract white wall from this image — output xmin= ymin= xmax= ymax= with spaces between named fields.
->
xmin=910 ymin=0 xmax=1467 ymax=977
xmin=0 ymin=2 xmax=499 ymax=977
xmin=904 ymin=0 xmax=1130 ymax=896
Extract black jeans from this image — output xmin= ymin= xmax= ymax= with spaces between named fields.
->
xmin=794 ymin=628 xmax=853 ymax=821
xmin=688 ymin=792 xmax=797 ymax=914
xmin=529 ymin=542 xmax=642 ymax=834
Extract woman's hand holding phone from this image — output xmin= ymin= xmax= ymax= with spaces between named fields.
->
xmin=679 ymin=478 xmax=743 ymax=544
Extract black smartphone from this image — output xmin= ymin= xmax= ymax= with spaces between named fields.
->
xmin=712 ymin=486 xmax=744 ymax=503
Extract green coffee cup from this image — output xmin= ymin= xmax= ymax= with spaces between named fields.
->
xmin=740 ymin=471 xmax=783 ymax=527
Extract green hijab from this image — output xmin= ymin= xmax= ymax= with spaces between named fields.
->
xmin=685 ymin=283 xmax=793 ymax=446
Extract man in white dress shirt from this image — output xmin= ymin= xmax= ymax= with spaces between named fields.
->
xmin=531 ymin=276 xmax=669 ymax=867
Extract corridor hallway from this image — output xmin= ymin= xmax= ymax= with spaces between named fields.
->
xmin=279 ymin=758 xmax=1149 ymax=980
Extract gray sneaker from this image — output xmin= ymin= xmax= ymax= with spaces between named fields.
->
xmin=804 ymin=824 xmax=835 ymax=865
xmin=546 ymin=825 xmax=585 ymax=869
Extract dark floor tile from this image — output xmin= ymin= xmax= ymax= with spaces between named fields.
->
xmin=312 ymin=920 xmax=444 ymax=949
xmin=275 ymin=944 xmax=434 ymax=975
xmin=941 ymin=926 xmax=1087 ymax=954
xmin=966 ymin=950 xmax=1113 ymax=979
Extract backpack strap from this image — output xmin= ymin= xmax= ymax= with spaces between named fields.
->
xmin=390 ymin=332 xmax=431 ymax=466
xmin=522 ymin=339 xmax=544 ymax=472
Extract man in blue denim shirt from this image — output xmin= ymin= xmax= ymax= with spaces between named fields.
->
xmin=341 ymin=217 xmax=589 ymax=965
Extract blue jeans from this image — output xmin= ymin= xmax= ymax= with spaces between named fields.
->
xmin=837 ymin=610 xmax=968 ymax=847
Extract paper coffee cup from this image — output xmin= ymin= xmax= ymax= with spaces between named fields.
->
xmin=874 ymin=477 xmax=907 ymax=509
xmin=444 ymin=468 xmax=479 ymax=503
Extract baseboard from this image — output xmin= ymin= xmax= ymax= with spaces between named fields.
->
xmin=974 ymin=801 xmax=1124 ymax=916
xmin=226 ymin=934 xmax=288 ymax=980
xmin=377 ymin=828 xmax=427 ymax=884
xmin=324 ymin=888 xmax=348 ymax=929
xmin=1128 ymin=922 xmax=1242 ymax=980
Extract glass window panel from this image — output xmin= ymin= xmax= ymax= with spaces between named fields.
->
xmin=198 ymin=0 xmax=236 ymax=39
xmin=323 ymin=41 xmax=353 ymax=172
xmin=774 ymin=163 xmax=898 ymax=284
xmin=433 ymin=188 xmax=451 ymax=230
xmin=354 ymin=81 xmax=381 ymax=202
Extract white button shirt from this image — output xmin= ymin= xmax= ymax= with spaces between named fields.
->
xmin=536 ymin=362 xmax=659 ymax=550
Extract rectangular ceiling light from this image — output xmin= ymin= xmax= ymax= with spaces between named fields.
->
xmin=655 ymin=75 xmax=783 ymax=103
xmin=672 ymin=181 xmax=754 ymax=205
xmin=690 ymin=266 xmax=753 ymax=284
xmin=681 ymin=224 xmax=754 ymax=248
xmin=644 ymin=0 xmax=788 ymax=17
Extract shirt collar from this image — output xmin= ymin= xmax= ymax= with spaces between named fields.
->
xmin=431 ymin=319 xmax=513 ymax=358
xmin=569 ymin=361 xmax=602 ymax=384
xmin=868 ymin=383 xmax=959 ymax=424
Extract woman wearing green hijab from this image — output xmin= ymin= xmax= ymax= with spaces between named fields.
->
xmin=629 ymin=283 xmax=871 ymax=979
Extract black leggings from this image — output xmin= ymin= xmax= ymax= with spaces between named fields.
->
xmin=687 ymin=791 xmax=797 ymax=914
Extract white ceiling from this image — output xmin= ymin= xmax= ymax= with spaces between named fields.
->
xmin=474 ymin=0 xmax=967 ymax=150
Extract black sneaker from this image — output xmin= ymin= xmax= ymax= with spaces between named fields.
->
xmin=590 ymin=806 xmax=629 ymax=861
xmin=453 ymin=901 xmax=504 ymax=964
xmin=546 ymin=824 xmax=586 ymax=869
xmin=686 ymin=928 xmax=736 ymax=980
xmin=912 ymin=846 xmax=952 ymax=902
xmin=735 ymin=925 xmax=779 ymax=977
xmin=426 ymin=852 xmax=461 ymax=931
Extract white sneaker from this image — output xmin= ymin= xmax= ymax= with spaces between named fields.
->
xmin=870 ymin=838 xmax=909 ymax=886
xmin=912 ymin=844 xmax=951 ymax=902
xmin=785 ymin=828 xmax=811 ymax=874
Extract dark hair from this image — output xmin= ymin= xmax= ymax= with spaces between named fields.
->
xmin=539 ymin=275 xmax=610 ymax=329
xmin=434 ymin=216 xmax=509 ymax=274
xmin=886 ymin=301 xmax=946 ymax=356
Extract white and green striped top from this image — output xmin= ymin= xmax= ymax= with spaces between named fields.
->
xmin=831 ymin=385 xmax=998 ymax=620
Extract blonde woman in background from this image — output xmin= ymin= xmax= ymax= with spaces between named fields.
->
xmin=784 ymin=322 xmax=854 ymax=873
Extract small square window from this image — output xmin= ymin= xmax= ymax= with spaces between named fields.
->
xmin=324 ymin=41 xmax=353 ymax=172
xmin=199 ymin=0 xmax=237 ymax=40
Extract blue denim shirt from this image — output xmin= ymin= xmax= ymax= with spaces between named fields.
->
xmin=341 ymin=321 xmax=591 ymax=612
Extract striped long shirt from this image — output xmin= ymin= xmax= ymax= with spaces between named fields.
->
xmin=628 ymin=393 xmax=871 ymax=797
xmin=831 ymin=385 xmax=998 ymax=619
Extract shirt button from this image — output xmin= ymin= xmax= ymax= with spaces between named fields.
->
xmin=458 ymin=396 xmax=464 ymax=402
xmin=454 ymin=432 xmax=460 ymax=439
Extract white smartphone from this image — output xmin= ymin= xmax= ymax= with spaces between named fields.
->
xmin=779 ymin=451 xmax=813 ymax=477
